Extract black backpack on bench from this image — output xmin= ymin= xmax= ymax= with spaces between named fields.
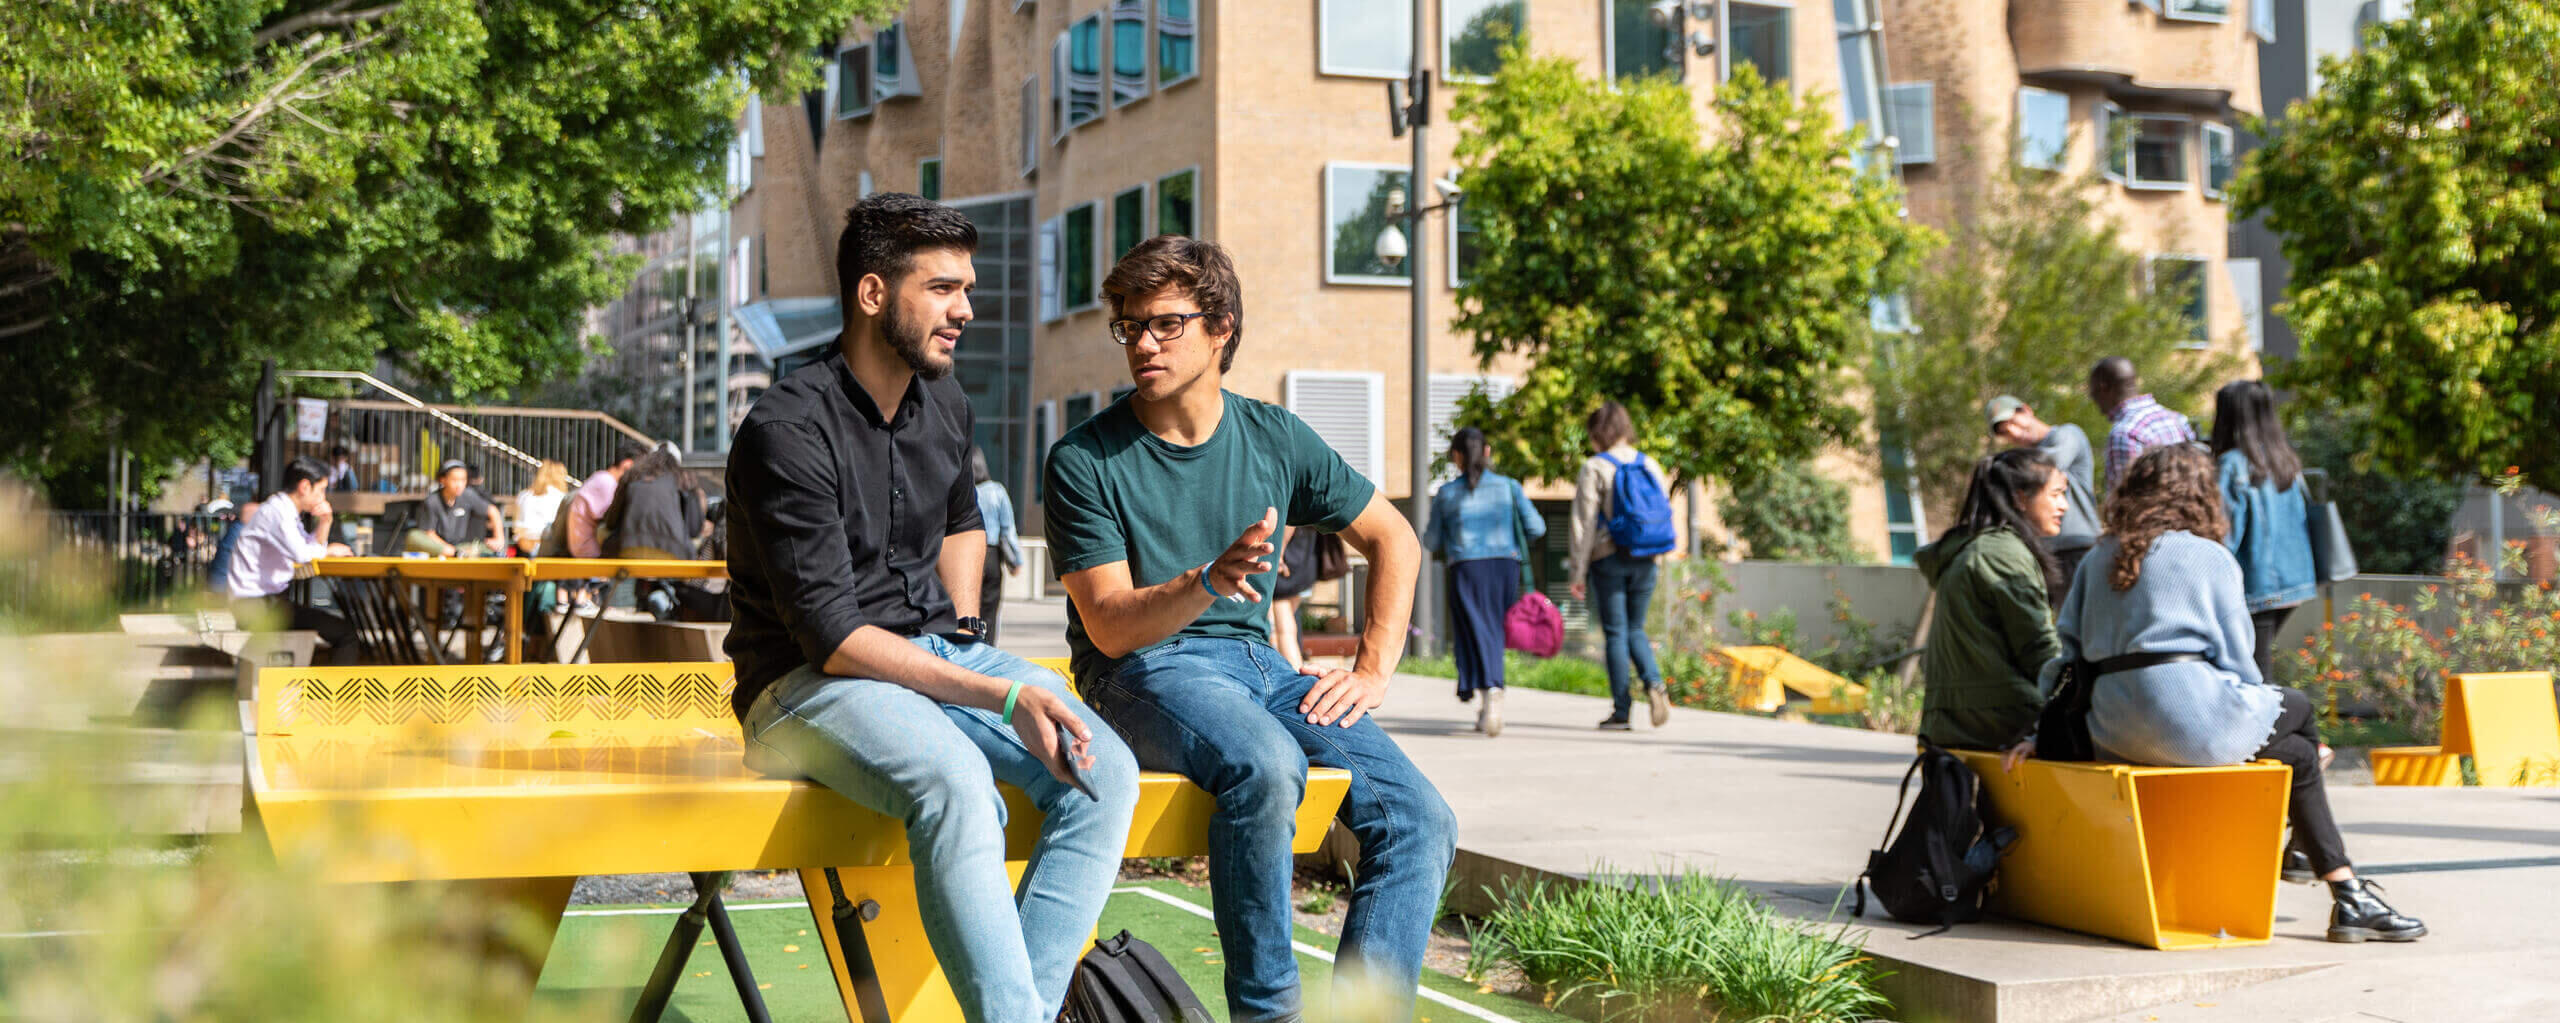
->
xmin=1853 ymin=740 xmax=2016 ymax=936
xmin=1059 ymin=930 xmax=1213 ymax=1023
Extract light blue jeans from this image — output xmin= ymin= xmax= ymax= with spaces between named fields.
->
xmin=1082 ymin=637 xmax=1457 ymax=1023
xmin=740 ymin=635 xmax=1139 ymax=1023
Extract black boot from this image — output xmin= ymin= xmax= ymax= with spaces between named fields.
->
xmin=2327 ymin=878 xmax=2426 ymax=943
xmin=2282 ymin=845 xmax=2315 ymax=885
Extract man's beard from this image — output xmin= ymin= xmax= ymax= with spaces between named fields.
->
xmin=883 ymin=304 xmax=954 ymax=381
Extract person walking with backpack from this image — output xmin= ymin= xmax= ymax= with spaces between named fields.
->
xmin=1424 ymin=427 xmax=1546 ymax=737
xmin=1569 ymin=402 xmax=1678 ymax=730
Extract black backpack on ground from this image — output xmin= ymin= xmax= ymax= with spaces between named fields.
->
xmin=1853 ymin=740 xmax=2016 ymax=936
xmin=1058 ymin=930 xmax=1213 ymax=1023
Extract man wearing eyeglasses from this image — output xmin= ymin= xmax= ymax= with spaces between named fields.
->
xmin=1043 ymin=235 xmax=1451 ymax=1023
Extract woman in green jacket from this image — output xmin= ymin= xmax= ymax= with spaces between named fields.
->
xmin=1915 ymin=448 xmax=2072 ymax=749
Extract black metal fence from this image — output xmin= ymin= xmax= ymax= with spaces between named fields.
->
xmin=289 ymin=400 xmax=654 ymax=502
xmin=42 ymin=511 xmax=229 ymax=609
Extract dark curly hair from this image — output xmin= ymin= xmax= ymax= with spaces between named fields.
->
xmin=2102 ymin=444 xmax=2227 ymax=592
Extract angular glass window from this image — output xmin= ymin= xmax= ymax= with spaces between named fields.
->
xmin=1326 ymin=163 xmax=1412 ymax=285
xmin=1321 ymin=0 xmax=1411 ymax=78
xmin=1055 ymin=17 xmax=1103 ymax=139
xmin=1159 ymin=0 xmax=1198 ymax=86
xmin=1444 ymin=0 xmax=1524 ymax=82
xmin=919 ymin=157 xmax=942 ymax=201
xmin=1111 ymin=0 xmax=1148 ymax=107
xmin=1727 ymin=3 xmax=1791 ymax=85
xmin=1157 ymin=169 xmax=1197 ymax=237
xmin=2165 ymin=0 xmax=2231 ymax=22
xmin=2017 ymin=86 xmax=2070 ymax=170
xmin=2202 ymin=122 xmax=2234 ymax=199
xmin=837 ymin=44 xmax=874 ymax=117
xmin=1608 ymin=0 xmax=1676 ymax=83
xmin=1112 ymin=186 xmax=1146 ymax=260
xmin=1062 ymin=203 xmax=1098 ymax=312
xmin=1019 ymin=77 xmax=1038 ymax=177
xmin=2098 ymin=103 xmax=2130 ymax=181
xmin=875 ymin=22 xmax=921 ymax=100
xmin=1888 ymin=83 xmax=1935 ymax=165
xmin=2129 ymin=113 xmax=2189 ymax=188
xmin=1448 ymin=200 xmax=1481 ymax=288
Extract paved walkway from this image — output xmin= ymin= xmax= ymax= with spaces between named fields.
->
xmin=998 ymin=600 xmax=2560 ymax=1021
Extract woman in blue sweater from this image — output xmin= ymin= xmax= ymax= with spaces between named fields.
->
xmin=2210 ymin=380 xmax=2319 ymax=682
xmin=2008 ymin=446 xmax=2423 ymax=943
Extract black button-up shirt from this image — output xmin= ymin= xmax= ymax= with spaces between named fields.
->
xmin=723 ymin=353 xmax=982 ymax=719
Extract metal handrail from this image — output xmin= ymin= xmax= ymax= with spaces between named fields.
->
xmin=330 ymin=398 xmax=653 ymax=442
xmin=284 ymin=370 xmax=540 ymax=469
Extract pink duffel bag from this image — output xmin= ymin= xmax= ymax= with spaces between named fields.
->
xmin=1504 ymin=590 xmax=1563 ymax=658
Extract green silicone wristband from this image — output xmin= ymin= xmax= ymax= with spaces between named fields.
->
xmin=1001 ymin=681 xmax=1022 ymax=725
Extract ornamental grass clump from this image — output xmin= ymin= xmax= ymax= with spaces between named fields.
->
xmin=1465 ymin=867 xmax=1890 ymax=1023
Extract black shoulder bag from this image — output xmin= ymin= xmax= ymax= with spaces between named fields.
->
xmin=2029 ymin=651 xmax=2208 ymax=762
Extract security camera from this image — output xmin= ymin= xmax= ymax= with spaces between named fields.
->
xmin=1433 ymin=175 xmax=1463 ymax=202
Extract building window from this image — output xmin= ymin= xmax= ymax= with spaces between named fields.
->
xmin=1869 ymin=291 xmax=1913 ymax=333
xmin=2251 ymin=0 xmax=2276 ymax=41
xmin=1112 ymin=185 xmax=1146 ymax=261
xmin=2164 ymin=0 xmax=2230 ymax=23
xmin=1037 ymin=216 xmax=1061 ymax=321
xmin=836 ymin=43 xmax=875 ymax=117
xmin=2201 ymin=121 xmax=2234 ymax=198
xmin=1444 ymin=0 xmax=1524 ymax=82
xmin=1033 ymin=400 xmax=1055 ymax=500
xmin=2098 ymin=102 xmax=2128 ymax=181
xmin=1110 ymin=0 xmax=1148 ymax=107
xmin=1063 ymin=391 xmax=1097 ymax=432
xmin=2226 ymin=257 xmax=2263 ymax=352
xmin=1159 ymin=0 xmax=1198 ymax=87
xmin=1325 ymin=163 xmax=1413 ymax=286
xmin=1447 ymin=201 xmax=1481 ymax=288
xmin=858 ymin=169 xmax=874 ymax=198
xmin=1833 ymin=0 xmax=1885 ymax=149
xmin=1321 ymin=0 xmax=1411 ymax=78
xmin=1019 ymin=77 xmax=1039 ymax=177
xmin=1607 ymin=0 xmax=1677 ymax=83
xmin=2128 ymin=113 xmax=2190 ymax=189
xmin=1286 ymin=371 xmax=1387 ymax=482
xmin=1888 ymin=83 xmax=1935 ymax=165
xmin=1062 ymin=202 xmax=1098 ymax=313
xmin=1726 ymin=3 xmax=1792 ymax=86
xmin=1157 ymin=168 xmax=1197 ymax=236
xmin=1054 ymin=16 xmax=1103 ymax=139
xmin=1881 ymin=441 xmax=1927 ymax=565
xmin=919 ymin=157 xmax=942 ymax=200
xmin=2016 ymin=86 xmax=2069 ymax=170
xmin=874 ymin=21 xmax=921 ymax=100
xmin=2149 ymin=255 xmax=2211 ymax=346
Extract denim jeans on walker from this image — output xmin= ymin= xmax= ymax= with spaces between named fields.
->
xmin=1590 ymin=552 xmax=1664 ymax=719
xmin=739 ymin=635 xmax=1139 ymax=1023
xmin=1081 ymin=637 xmax=1457 ymax=1023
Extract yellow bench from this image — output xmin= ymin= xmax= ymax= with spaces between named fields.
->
xmin=2371 ymin=671 xmax=2560 ymax=787
xmin=1717 ymin=646 xmax=1869 ymax=714
xmin=246 ymin=658 xmax=1353 ymax=1021
xmin=1950 ymin=750 xmax=2290 ymax=950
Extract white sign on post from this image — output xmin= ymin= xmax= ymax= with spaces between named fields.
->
xmin=295 ymin=398 xmax=329 ymax=444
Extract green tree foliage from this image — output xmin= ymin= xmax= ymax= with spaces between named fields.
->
xmin=1447 ymin=46 xmax=1929 ymax=490
xmin=0 ymin=0 xmax=888 ymax=502
xmin=1445 ymin=1 xmax=1523 ymax=80
xmin=1869 ymin=164 xmax=2235 ymax=517
xmin=2289 ymin=401 xmax=2464 ymax=575
xmin=2232 ymin=0 xmax=2560 ymax=493
xmin=1717 ymin=461 xmax=1863 ymax=563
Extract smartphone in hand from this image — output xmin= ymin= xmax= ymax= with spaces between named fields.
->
xmin=1056 ymin=720 xmax=1098 ymax=802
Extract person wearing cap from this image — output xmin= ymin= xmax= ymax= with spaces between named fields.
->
xmin=405 ymin=459 xmax=505 ymax=557
xmin=1986 ymin=394 xmax=2101 ymax=591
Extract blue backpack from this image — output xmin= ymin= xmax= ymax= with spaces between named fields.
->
xmin=1603 ymin=451 xmax=1677 ymax=557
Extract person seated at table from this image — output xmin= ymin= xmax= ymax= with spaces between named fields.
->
xmin=603 ymin=445 xmax=707 ymax=619
xmin=2004 ymin=446 xmax=2425 ymax=943
xmin=1914 ymin=448 xmax=2069 ymax=751
xmin=226 ymin=456 xmax=358 ymax=665
xmin=725 ymin=192 xmax=1138 ymax=1023
xmin=405 ymin=460 xmax=504 ymax=557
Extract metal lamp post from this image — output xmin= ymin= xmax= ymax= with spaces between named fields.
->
xmin=1377 ymin=0 xmax=1465 ymax=654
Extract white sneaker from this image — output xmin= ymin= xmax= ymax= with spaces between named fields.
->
xmin=1648 ymin=685 xmax=1671 ymax=727
xmin=1485 ymin=688 xmax=1505 ymax=738
xmin=1473 ymin=698 xmax=1486 ymax=733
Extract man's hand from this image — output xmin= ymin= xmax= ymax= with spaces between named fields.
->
xmin=313 ymin=500 xmax=334 ymax=530
xmin=1569 ymin=581 xmax=1587 ymax=601
xmin=2000 ymin=738 xmax=2037 ymax=774
xmin=325 ymin=542 xmax=354 ymax=557
xmin=1204 ymin=506 xmax=1279 ymax=603
xmin=1300 ymin=665 xmax=1389 ymax=728
xmin=1007 ymin=684 xmax=1097 ymax=786
xmin=440 ymin=540 xmax=459 ymax=558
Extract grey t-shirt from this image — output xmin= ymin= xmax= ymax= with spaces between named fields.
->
xmin=2037 ymin=423 xmax=2101 ymax=543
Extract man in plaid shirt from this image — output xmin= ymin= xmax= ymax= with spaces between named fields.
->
xmin=2089 ymin=356 xmax=2197 ymax=493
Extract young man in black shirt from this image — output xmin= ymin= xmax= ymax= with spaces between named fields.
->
xmin=724 ymin=193 xmax=1136 ymax=1023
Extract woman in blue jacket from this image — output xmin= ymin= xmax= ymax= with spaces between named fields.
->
xmin=1424 ymin=427 xmax=1545 ymax=737
xmin=2210 ymin=380 xmax=2319 ymax=682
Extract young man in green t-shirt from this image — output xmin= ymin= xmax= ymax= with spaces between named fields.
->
xmin=1045 ymin=236 xmax=1453 ymax=1022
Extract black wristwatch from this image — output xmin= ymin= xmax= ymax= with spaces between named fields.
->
xmin=953 ymin=616 xmax=991 ymax=642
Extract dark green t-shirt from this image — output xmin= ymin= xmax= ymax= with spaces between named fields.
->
xmin=1044 ymin=390 xmax=1376 ymax=681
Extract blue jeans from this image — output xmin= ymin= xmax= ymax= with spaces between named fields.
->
xmin=1590 ymin=553 xmax=1663 ymax=719
xmin=1083 ymin=638 xmax=1457 ymax=1023
xmin=740 ymin=636 xmax=1139 ymax=1023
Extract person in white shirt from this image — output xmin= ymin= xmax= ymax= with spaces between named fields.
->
xmin=227 ymin=456 xmax=358 ymax=664
xmin=513 ymin=460 xmax=571 ymax=553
